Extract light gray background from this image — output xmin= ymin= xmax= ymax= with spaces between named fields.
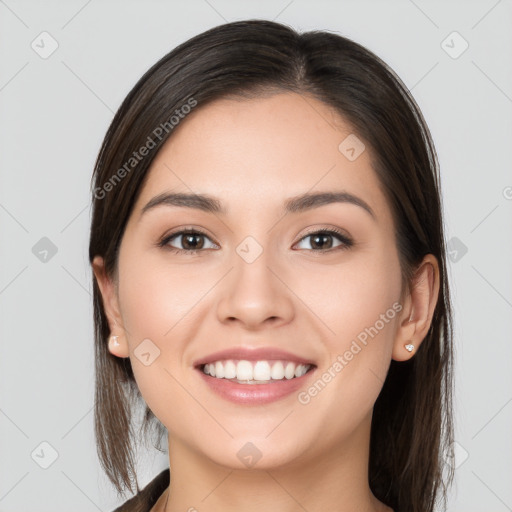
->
xmin=1 ymin=1 xmax=511 ymax=511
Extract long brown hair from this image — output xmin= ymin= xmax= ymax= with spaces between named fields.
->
xmin=89 ymin=19 xmax=454 ymax=512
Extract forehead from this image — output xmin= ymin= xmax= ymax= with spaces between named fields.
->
xmin=132 ymin=92 xmax=391 ymax=224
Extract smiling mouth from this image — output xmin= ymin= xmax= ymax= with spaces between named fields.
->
xmin=198 ymin=359 xmax=316 ymax=384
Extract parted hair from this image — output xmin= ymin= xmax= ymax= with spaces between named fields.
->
xmin=89 ymin=19 xmax=454 ymax=512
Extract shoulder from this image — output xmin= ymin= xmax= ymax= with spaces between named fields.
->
xmin=110 ymin=468 xmax=170 ymax=512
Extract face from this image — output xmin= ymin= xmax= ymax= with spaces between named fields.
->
xmin=96 ymin=92 xmax=411 ymax=471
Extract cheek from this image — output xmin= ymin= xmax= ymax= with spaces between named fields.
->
xmin=116 ymin=257 xmax=202 ymax=429
xmin=301 ymin=250 xmax=402 ymax=406
xmin=308 ymin=249 xmax=402 ymax=345
xmin=118 ymin=254 xmax=211 ymax=342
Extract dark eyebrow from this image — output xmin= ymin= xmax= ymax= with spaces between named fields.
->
xmin=139 ymin=190 xmax=375 ymax=220
xmin=284 ymin=191 xmax=375 ymax=219
xmin=140 ymin=192 xmax=224 ymax=218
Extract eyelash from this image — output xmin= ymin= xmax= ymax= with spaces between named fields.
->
xmin=157 ymin=226 xmax=354 ymax=255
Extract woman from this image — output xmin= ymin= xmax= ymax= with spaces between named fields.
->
xmin=89 ymin=19 xmax=454 ymax=512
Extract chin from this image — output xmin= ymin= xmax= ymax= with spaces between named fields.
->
xmin=199 ymin=435 xmax=310 ymax=472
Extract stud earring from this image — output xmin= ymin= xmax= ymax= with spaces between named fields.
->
xmin=404 ymin=343 xmax=414 ymax=352
xmin=110 ymin=335 xmax=120 ymax=347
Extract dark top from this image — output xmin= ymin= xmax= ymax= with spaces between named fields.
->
xmin=111 ymin=468 xmax=170 ymax=512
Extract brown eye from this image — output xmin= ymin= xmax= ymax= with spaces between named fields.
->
xmin=295 ymin=229 xmax=353 ymax=252
xmin=178 ymin=232 xmax=206 ymax=250
xmin=160 ymin=230 xmax=218 ymax=254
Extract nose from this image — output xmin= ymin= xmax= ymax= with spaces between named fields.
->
xmin=216 ymin=247 xmax=295 ymax=330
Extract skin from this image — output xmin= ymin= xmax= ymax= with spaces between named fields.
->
xmin=92 ymin=92 xmax=439 ymax=512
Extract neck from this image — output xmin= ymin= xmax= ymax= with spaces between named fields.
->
xmin=162 ymin=412 xmax=391 ymax=512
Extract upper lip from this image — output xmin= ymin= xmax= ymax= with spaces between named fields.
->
xmin=193 ymin=346 xmax=317 ymax=368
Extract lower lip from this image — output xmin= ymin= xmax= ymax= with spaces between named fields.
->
xmin=196 ymin=367 xmax=316 ymax=405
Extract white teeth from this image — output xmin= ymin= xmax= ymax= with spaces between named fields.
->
xmin=202 ymin=359 xmax=312 ymax=383
xmin=236 ymin=360 xmax=253 ymax=381
xmin=253 ymin=361 xmax=271 ymax=381
xmin=284 ymin=362 xmax=295 ymax=379
xmin=224 ymin=360 xmax=237 ymax=379
xmin=295 ymin=364 xmax=308 ymax=377
xmin=270 ymin=361 xmax=285 ymax=380
xmin=215 ymin=361 xmax=224 ymax=378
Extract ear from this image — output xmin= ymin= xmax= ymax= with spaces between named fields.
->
xmin=392 ymin=254 xmax=440 ymax=361
xmin=91 ymin=255 xmax=130 ymax=358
